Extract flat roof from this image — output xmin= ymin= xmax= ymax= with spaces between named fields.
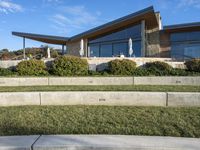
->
xmin=163 ymin=22 xmax=200 ymax=33
xmin=12 ymin=32 xmax=69 ymax=45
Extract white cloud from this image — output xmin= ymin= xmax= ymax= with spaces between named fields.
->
xmin=0 ymin=0 xmax=22 ymax=14
xmin=177 ymin=0 xmax=200 ymax=9
xmin=50 ymin=5 xmax=102 ymax=35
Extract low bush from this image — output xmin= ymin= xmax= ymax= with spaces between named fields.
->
xmin=132 ymin=67 xmax=151 ymax=76
xmin=145 ymin=61 xmax=173 ymax=76
xmin=185 ymin=59 xmax=200 ymax=72
xmin=16 ymin=59 xmax=48 ymax=76
xmin=51 ymin=50 xmax=59 ymax=58
xmin=0 ymin=68 xmax=15 ymax=76
xmin=52 ymin=55 xmax=88 ymax=76
xmin=108 ymin=59 xmax=136 ymax=75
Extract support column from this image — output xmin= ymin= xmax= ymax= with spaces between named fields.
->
xmin=141 ymin=20 xmax=146 ymax=57
xmin=85 ymin=39 xmax=88 ymax=57
xmin=62 ymin=45 xmax=65 ymax=55
xmin=65 ymin=43 xmax=68 ymax=55
xmin=23 ymin=37 xmax=26 ymax=59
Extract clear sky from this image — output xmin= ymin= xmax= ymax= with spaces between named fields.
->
xmin=0 ymin=0 xmax=200 ymax=50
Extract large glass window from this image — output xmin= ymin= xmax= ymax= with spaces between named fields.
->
xmin=113 ymin=43 xmax=128 ymax=57
xmin=90 ymin=44 xmax=99 ymax=57
xmin=88 ymin=23 xmax=142 ymax=57
xmin=100 ymin=44 xmax=112 ymax=57
xmin=170 ymin=31 xmax=200 ymax=60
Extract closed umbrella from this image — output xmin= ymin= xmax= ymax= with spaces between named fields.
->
xmin=47 ymin=47 xmax=51 ymax=58
xmin=79 ymin=39 xmax=84 ymax=57
xmin=128 ymin=38 xmax=133 ymax=57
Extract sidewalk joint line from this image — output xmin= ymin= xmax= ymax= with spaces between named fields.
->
xmin=31 ymin=135 xmax=41 ymax=150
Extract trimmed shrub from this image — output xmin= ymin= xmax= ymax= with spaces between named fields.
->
xmin=108 ymin=59 xmax=136 ymax=75
xmin=145 ymin=61 xmax=173 ymax=76
xmin=52 ymin=55 xmax=88 ymax=76
xmin=132 ymin=67 xmax=151 ymax=76
xmin=17 ymin=59 xmax=48 ymax=76
xmin=51 ymin=50 xmax=59 ymax=58
xmin=185 ymin=59 xmax=200 ymax=72
xmin=0 ymin=68 xmax=15 ymax=76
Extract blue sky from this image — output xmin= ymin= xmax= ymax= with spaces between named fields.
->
xmin=0 ymin=0 xmax=200 ymax=50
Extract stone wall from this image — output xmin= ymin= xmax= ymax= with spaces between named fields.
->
xmin=0 ymin=58 xmax=185 ymax=71
xmin=67 ymin=41 xmax=80 ymax=56
xmin=159 ymin=31 xmax=171 ymax=58
xmin=67 ymin=38 xmax=88 ymax=57
xmin=146 ymin=27 xmax=160 ymax=57
xmin=87 ymin=57 xmax=185 ymax=71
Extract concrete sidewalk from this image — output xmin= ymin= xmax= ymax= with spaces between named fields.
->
xmin=0 ymin=135 xmax=200 ymax=150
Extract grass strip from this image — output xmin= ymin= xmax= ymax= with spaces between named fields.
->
xmin=0 ymin=85 xmax=199 ymax=92
xmin=0 ymin=106 xmax=199 ymax=137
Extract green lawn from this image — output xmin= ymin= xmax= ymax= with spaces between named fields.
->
xmin=0 ymin=85 xmax=200 ymax=92
xmin=0 ymin=85 xmax=199 ymax=92
xmin=0 ymin=106 xmax=200 ymax=137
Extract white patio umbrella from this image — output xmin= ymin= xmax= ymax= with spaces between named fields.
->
xmin=47 ymin=47 xmax=51 ymax=58
xmin=128 ymin=38 xmax=133 ymax=57
xmin=79 ymin=39 xmax=84 ymax=57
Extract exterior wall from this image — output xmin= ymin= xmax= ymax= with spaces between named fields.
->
xmin=67 ymin=41 xmax=80 ymax=56
xmin=67 ymin=39 xmax=88 ymax=57
xmin=146 ymin=27 xmax=160 ymax=57
xmin=159 ymin=31 xmax=171 ymax=58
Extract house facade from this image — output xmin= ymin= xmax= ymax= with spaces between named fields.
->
xmin=12 ymin=6 xmax=200 ymax=60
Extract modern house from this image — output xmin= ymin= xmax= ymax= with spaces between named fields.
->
xmin=12 ymin=6 xmax=200 ymax=60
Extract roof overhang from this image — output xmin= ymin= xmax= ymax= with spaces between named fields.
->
xmin=70 ymin=6 xmax=158 ymax=41
xmin=163 ymin=22 xmax=200 ymax=33
xmin=12 ymin=32 xmax=69 ymax=45
xmin=12 ymin=6 xmax=158 ymax=44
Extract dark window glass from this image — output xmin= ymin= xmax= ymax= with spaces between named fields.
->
xmin=132 ymin=41 xmax=142 ymax=57
xmin=113 ymin=43 xmax=128 ymax=57
xmin=100 ymin=44 xmax=113 ymax=57
xmin=89 ymin=45 xmax=99 ymax=57
xmin=171 ymin=31 xmax=200 ymax=42
xmin=88 ymin=23 xmax=142 ymax=57
xmin=170 ymin=31 xmax=200 ymax=60
xmin=89 ymin=24 xmax=141 ymax=44
xmin=171 ymin=43 xmax=200 ymax=60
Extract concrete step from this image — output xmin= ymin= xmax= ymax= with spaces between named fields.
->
xmin=0 ymin=135 xmax=39 ymax=150
xmin=0 ymin=135 xmax=199 ymax=150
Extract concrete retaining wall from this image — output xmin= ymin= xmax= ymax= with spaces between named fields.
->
xmin=0 ymin=77 xmax=199 ymax=86
xmin=0 ymin=92 xmax=40 ymax=106
xmin=41 ymin=92 xmax=166 ymax=106
xmin=134 ymin=77 xmax=200 ymax=86
xmin=168 ymin=92 xmax=200 ymax=107
xmin=0 ymin=77 xmax=48 ymax=86
xmin=0 ymin=92 xmax=199 ymax=107
xmin=49 ymin=77 xmax=133 ymax=85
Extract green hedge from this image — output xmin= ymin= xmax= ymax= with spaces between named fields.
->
xmin=108 ymin=59 xmax=136 ymax=75
xmin=185 ymin=59 xmax=200 ymax=72
xmin=0 ymin=68 xmax=15 ymax=76
xmin=145 ymin=61 xmax=173 ymax=76
xmin=52 ymin=56 xmax=88 ymax=76
xmin=16 ymin=59 xmax=48 ymax=76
